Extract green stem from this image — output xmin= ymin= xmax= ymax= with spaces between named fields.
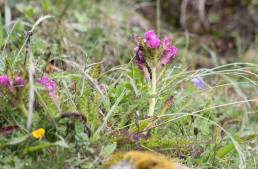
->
xmin=148 ymin=67 xmax=157 ymax=116
xmin=17 ymin=102 xmax=28 ymax=118
xmin=156 ymin=0 xmax=160 ymax=36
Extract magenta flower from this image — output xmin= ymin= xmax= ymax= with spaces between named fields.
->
xmin=37 ymin=76 xmax=56 ymax=90
xmin=0 ymin=75 xmax=11 ymax=87
xmin=160 ymin=37 xmax=177 ymax=65
xmin=14 ymin=76 xmax=25 ymax=87
xmin=144 ymin=30 xmax=161 ymax=49
xmin=37 ymin=76 xmax=57 ymax=97
xmin=133 ymin=31 xmax=178 ymax=72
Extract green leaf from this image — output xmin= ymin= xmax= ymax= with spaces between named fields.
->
xmin=101 ymin=143 xmax=117 ymax=158
xmin=216 ymin=143 xmax=235 ymax=158
xmin=0 ymin=135 xmax=29 ymax=148
xmin=23 ymin=142 xmax=53 ymax=154
xmin=216 ymin=133 xmax=258 ymax=158
xmin=8 ymin=135 xmax=29 ymax=145
xmin=54 ymin=135 xmax=69 ymax=148
xmin=23 ymin=136 xmax=69 ymax=154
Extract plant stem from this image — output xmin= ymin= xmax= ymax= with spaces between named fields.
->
xmin=17 ymin=102 xmax=28 ymax=118
xmin=156 ymin=0 xmax=160 ymax=36
xmin=148 ymin=67 xmax=157 ymax=116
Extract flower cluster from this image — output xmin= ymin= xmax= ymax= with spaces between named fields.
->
xmin=0 ymin=74 xmax=58 ymax=100
xmin=0 ymin=75 xmax=25 ymax=91
xmin=36 ymin=75 xmax=57 ymax=98
xmin=134 ymin=30 xmax=177 ymax=70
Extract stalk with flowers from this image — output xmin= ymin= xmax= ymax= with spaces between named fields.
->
xmin=0 ymin=74 xmax=28 ymax=117
xmin=134 ymin=30 xmax=177 ymax=116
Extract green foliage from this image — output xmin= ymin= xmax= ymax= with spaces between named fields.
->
xmin=0 ymin=0 xmax=257 ymax=169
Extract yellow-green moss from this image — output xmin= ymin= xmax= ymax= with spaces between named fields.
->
xmin=102 ymin=151 xmax=177 ymax=169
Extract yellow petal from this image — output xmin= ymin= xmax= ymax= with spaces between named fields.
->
xmin=32 ymin=128 xmax=45 ymax=139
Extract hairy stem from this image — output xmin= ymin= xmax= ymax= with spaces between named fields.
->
xmin=148 ymin=67 xmax=157 ymax=116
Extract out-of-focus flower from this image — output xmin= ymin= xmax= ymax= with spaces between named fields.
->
xmin=37 ymin=75 xmax=57 ymax=98
xmin=14 ymin=76 xmax=25 ymax=87
xmin=0 ymin=75 xmax=11 ymax=87
xmin=32 ymin=128 xmax=45 ymax=139
xmin=134 ymin=46 xmax=145 ymax=70
xmin=48 ymin=91 xmax=57 ymax=98
xmin=144 ymin=30 xmax=161 ymax=49
xmin=160 ymin=37 xmax=177 ymax=65
xmin=191 ymin=77 xmax=205 ymax=90
xmin=37 ymin=76 xmax=57 ymax=91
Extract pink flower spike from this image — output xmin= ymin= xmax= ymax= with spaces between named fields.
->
xmin=0 ymin=75 xmax=11 ymax=87
xmin=160 ymin=46 xmax=177 ymax=65
xmin=144 ymin=30 xmax=161 ymax=49
xmin=160 ymin=37 xmax=177 ymax=65
xmin=37 ymin=76 xmax=50 ymax=85
xmin=14 ymin=76 xmax=25 ymax=87
xmin=37 ymin=75 xmax=57 ymax=93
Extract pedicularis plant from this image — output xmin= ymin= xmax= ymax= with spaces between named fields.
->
xmin=134 ymin=30 xmax=177 ymax=116
xmin=0 ymin=74 xmax=28 ymax=117
xmin=0 ymin=73 xmax=58 ymax=118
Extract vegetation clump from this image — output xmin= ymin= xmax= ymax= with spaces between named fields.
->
xmin=0 ymin=1 xmax=257 ymax=169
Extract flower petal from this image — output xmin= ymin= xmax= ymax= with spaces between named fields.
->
xmin=0 ymin=75 xmax=11 ymax=87
xmin=144 ymin=30 xmax=161 ymax=49
xmin=191 ymin=77 xmax=206 ymax=90
xmin=163 ymin=36 xmax=172 ymax=49
xmin=14 ymin=76 xmax=25 ymax=87
xmin=160 ymin=46 xmax=177 ymax=65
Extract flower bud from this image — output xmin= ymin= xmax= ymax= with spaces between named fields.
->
xmin=14 ymin=76 xmax=25 ymax=87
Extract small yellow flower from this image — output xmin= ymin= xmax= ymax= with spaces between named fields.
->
xmin=32 ymin=128 xmax=45 ymax=139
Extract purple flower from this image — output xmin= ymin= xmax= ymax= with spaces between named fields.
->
xmin=14 ymin=76 xmax=25 ymax=87
xmin=134 ymin=46 xmax=145 ymax=70
xmin=0 ymin=75 xmax=11 ymax=87
xmin=191 ymin=77 xmax=205 ymax=90
xmin=144 ymin=30 xmax=161 ymax=49
xmin=37 ymin=76 xmax=57 ymax=97
xmin=163 ymin=37 xmax=172 ymax=49
xmin=160 ymin=37 xmax=177 ymax=65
